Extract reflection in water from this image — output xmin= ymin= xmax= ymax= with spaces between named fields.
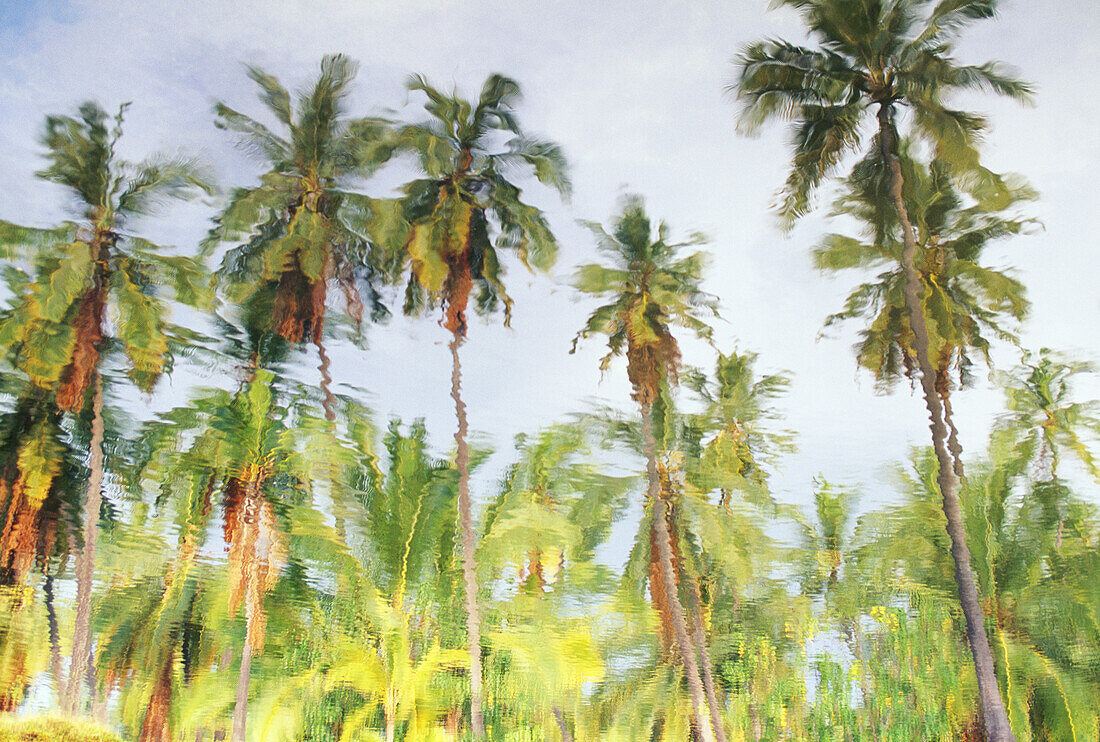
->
xmin=0 ymin=42 xmax=1097 ymax=742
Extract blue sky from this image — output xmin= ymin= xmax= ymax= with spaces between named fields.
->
xmin=0 ymin=0 xmax=74 ymax=33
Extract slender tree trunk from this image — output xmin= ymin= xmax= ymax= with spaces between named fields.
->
xmin=231 ymin=620 xmax=254 ymax=742
xmin=63 ymin=374 xmax=105 ymax=716
xmin=686 ymin=572 xmax=728 ymax=742
xmin=385 ymin=703 xmax=396 ymax=742
xmin=938 ymin=372 xmax=966 ymax=481
xmin=640 ymin=405 xmax=715 ymax=742
xmin=552 ymin=706 xmax=573 ymax=742
xmin=44 ymin=571 xmax=63 ymax=696
xmin=877 ymin=105 xmax=1015 ymax=742
xmin=316 ymin=252 xmax=337 ymax=424
xmin=140 ymin=654 xmax=174 ymax=742
xmin=317 ymin=339 xmax=337 ymax=424
xmin=229 ymin=475 xmax=269 ymax=742
xmin=450 ymin=333 xmax=485 ymax=739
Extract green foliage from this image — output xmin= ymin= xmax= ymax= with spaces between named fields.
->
xmin=993 ymin=349 xmax=1100 ymax=483
xmin=0 ymin=101 xmax=210 ymax=400
xmin=816 ymin=150 xmax=1034 ymax=390
xmin=734 ymin=0 xmax=1033 ymax=229
xmin=396 ymin=73 xmax=569 ymax=333
xmin=572 ymin=196 xmax=717 ymax=405
xmin=0 ymin=715 xmax=123 ymax=741
xmin=208 ymin=55 xmax=400 ymax=345
xmin=0 ymin=38 xmax=1094 ymax=742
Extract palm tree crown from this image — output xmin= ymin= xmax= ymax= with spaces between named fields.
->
xmin=206 ymin=54 xmax=398 ymax=350
xmin=816 ymin=149 xmax=1034 ymax=390
xmin=994 ymin=350 xmax=1100 ymax=483
xmin=571 ymin=196 xmax=717 ymax=406
xmin=397 ymin=73 xmax=569 ymax=336
xmin=0 ymin=101 xmax=211 ymax=409
xmin=735 ymin=0 xmax=1032 ymax=228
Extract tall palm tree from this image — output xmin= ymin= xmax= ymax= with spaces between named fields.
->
xmin=735 ymin=2 xmax=1032 ymax=737
xmin=132 ymin=369 xmax=363 ymax=742
xmin=681 ymin=352 xmax=792 ymax=742
xmin=817 ymin=150 xmax=1033 ymax=483
xmin=572 ymin=196 xmax=719 ymax=742
xmin=205 ymin=54 xmax=398 ymax=419
xmin=0 ymin=101 xmax=210 ymax=715
xmin=394 ymin=72 xmax=569 ymax=739
xmin=993 ymin=350 xmax=1100 ymax=486
xmin=857 ymin=448 xmax=1100 ymax=739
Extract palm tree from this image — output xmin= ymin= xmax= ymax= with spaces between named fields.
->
xmin=305 ymin=421 xmax=469 ymax=742
xmin=149 ymin=373 xmax=289 ymax=742
xmin=857 ymin=448 xmax=1100 ymax=739
xmin=683 ymin=349 xmax=794 ymax=509
xmin=205 ymin=54 xmax=399 ymax=419
xmin=572 ymin=196 xmax=719 ymax=742
xmin=481 ymin=423 xmax=630 ymax=739
xmin=0 ymin=101 xmax=210 ymax=715
xmin=661 ymin=350 xmax=794 ymax=742
xmin=993 ymin=350 xmax=1100 ymax=486
xmin=394 ymin=72 xmax=569 ymax=739
xmin=134 ymin=369 xmax=381 ymax=742
xmin=735 ymin=2 xmax=1032 ymax=737
xmin=92 ymin=518 xmax=218 ymax=742
xmin=817 ymin=150 xmax=1033 ymax=479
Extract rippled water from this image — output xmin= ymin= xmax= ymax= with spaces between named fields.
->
xmin=1 ymin=11 xmax=1098 ymax=742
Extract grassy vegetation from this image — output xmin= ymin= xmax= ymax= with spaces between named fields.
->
xmin=0 ymin=716 xmax=122 ymax=742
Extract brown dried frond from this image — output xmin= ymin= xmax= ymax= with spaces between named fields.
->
xmin=223 ymin=472 xmax=286 ymax=652
xmin=0 ymin=473 xmax=60 ymax=586
xmin=272 ymin=256 xmax=330 ymax=345
xmin=442 ymin=252 xmax=473 ymax=338
xmin=138 ymin=657 xmax=174 ymax=742
xmin=56 ymin=285 xmax=106 ymax=412
xmin=0 ymin=475 xmax=31 ymax=585
xmin=626 ymin=326 xmax=681 ymax=406
xmin=222 ymin=476 xmax=245 ymax=548
xmin=272 ymin=269 xmax=310 ymax=343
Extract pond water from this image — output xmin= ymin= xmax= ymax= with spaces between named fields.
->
xmin=1 ymin=3 xmax=1098 ymax=742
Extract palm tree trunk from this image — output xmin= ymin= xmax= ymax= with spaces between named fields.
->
xmin=317 ymin=338 xmax=337 ymax=423
xmin=385 ymin=702 xmax=396 ymax=742
xmin=938 ymin=371 xmax=966 ymax=481
xmin=552 ymin=706 xmax=573 ymax=742
xmin=231 ymin=622 xmax=254 ymax=742
xmin=877 ymin=105 xmax=1014 ymax=742
xmin=44 ymin=571 xmax=63 ymax=698
xmin=63 ymin=374 xmax=105 ymax=717
xmin=139 ymin=654 xmax=174 ymax=742
xmin=450 ymin=333 xmax=485 ymax=739
xmin=640 ymin=405 xmax=715 ymax=742
xmin=230 ymin=475 xmax=267 ymax=742
xmin=686 ymin=572 xmax=728 ymax=742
